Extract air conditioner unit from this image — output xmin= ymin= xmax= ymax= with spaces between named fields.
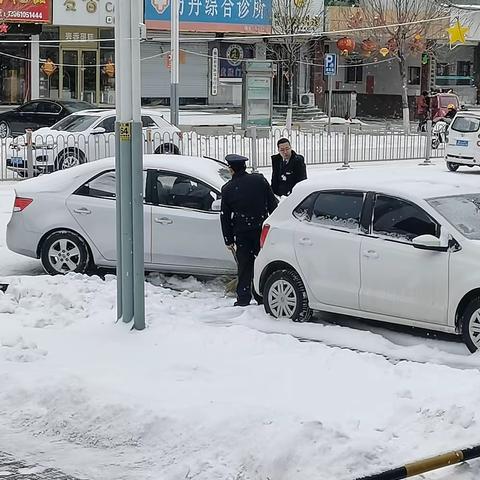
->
xmin=299 ymin=92 xmax=315 ymax=107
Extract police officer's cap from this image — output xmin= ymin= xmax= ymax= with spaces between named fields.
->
xmin=225 ymin=154 xmax=248 ymax=166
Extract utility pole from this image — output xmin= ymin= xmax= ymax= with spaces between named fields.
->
xmin=115 ymin=0 xmax=145 ymax=330
xmin=170 ymin=0 xmax=180 ymax=126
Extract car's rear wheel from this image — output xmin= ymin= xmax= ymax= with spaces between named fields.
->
xmin=156 ymin=143 xmax=180 ymax=154
xmin=446 ymin=161 xmax=460 ymax=172
xmin=56 ymin=149 xmax=86 ymax=170
xmin=41 ymin=231 xmax=90 ymax=275
xmin=0 ymin=121 xmax=10 ymax=139
xmin=263 ymin=269 xmax=312 ymax=322
xmin=461 ymin=296 xmax=480 ymax=353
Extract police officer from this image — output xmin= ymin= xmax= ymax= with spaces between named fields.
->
xmin=220 ymin=154 xmax=278 ymax=307
xmin=271 ymin=138 xmax=307 ymax=197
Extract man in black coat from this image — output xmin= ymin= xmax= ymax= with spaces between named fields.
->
xmin=271 ymin=138 xmax=307 ymax=197
xmin=220 ymin=154 xmax=278 ymax=307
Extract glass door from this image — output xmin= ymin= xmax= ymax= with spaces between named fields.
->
xmin=81 ymin=50 xmax=98 ymax=104
xmin=62 ymin=50 xmax=79 ymax=100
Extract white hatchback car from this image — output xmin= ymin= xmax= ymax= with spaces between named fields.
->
xmin=7 ymin=155 xmax=236 ymax=277
xmin=6 ymin=109 xmax=181 ymax=174
xmin=445 ymin=110 xmax=480 ymax=172
xmin=254 ymin=167 xmax=480 ymax=352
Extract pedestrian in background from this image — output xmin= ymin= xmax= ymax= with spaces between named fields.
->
xmin=271 ymin=138 xmax=307 ymax=197
xmin=220 ymin=154 xmax=278 ymax=307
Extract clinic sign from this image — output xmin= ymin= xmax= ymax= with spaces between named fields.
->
xmin=0 ymin=0 xmax=52 ymax=24
xmin=145 ymin=0 xmax=272 ymax=33
xmin=53 ymin=0 xmax=115 ymax=26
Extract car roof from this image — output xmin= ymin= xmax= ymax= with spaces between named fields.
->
xmin=70 ymin=108 xmax=166 ymax=117
xmin=290 ymin=165 xmax=480 ymax=204
xmin=14 ymin=155 xmax=229 ymax=195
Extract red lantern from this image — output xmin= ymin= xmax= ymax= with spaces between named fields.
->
xmin=361 ymin=38 xmax=377 ymax=56
xmin=336 ymin=37 xmax=356 ymax=56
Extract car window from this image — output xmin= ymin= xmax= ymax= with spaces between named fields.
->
xmin=373 ymin=195 xmax=438 ymax=242
xmin=142 ymin=116 xmax=157 ymax=128
xmin=311 ymin=190 xmax=364 ymax=231
xmin=52 ymin=115 xmax=98 ymax=132
xmin=37 ymin=102 xmax=62 ymax=114
xmin=18 ymin=102 xmax=40 ymax=113
xmin=148 ymin=170 xmax=218 ymax=211
xmin=451 ymin=116 xmax=480 ymax=133
xmin=97 ymin=116 xmax=115 ymax=133
xmin=293 ymin=193 xmax=317 ymax=221
xmin=62 ymin=101 xmax=93 ymax=112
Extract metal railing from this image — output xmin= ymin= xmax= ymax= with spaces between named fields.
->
xmin=0 ymin=125 xmax=444 ymax=181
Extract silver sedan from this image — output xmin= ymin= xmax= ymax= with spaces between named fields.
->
xmin=7 ymin=155 xmax=236 ymax=276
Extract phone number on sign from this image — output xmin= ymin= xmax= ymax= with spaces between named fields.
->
xmin=0 ymin=10 xmax=45 ymax=20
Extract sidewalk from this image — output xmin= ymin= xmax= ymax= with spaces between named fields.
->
xmin=0 ymin=451 xmax=84 ymax=479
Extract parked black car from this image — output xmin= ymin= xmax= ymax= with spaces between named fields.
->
xmin=0 ymin=99 xmax=93 ymax=138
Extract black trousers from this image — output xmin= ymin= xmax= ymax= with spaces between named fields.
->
xmin=235 ymin=229 xmax=261 ymax=304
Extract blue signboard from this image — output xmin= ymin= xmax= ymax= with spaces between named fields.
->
xmin=145 ymin=0 xmax=272 ymax=33
xmin=324 ymin=53 xmax=338 ymax=76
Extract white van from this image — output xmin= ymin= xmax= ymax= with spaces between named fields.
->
xmin=445 ymin=110 xmax=480 ymax=172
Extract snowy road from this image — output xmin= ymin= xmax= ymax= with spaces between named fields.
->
xmin=1 ymin=162 xmax=480 ymax=480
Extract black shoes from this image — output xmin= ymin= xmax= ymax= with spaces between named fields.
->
xmin=234 ymin=300 xmax=250 ymax=307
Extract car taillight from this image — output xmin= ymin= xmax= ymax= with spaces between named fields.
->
xmin=260 ymin=224 xmax=270 ymax=249
xmin=13 ymin=197 xmax=33 ymax=212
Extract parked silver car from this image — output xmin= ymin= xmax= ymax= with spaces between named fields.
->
xmin=7 ymin=155 xmax=236 ymax=276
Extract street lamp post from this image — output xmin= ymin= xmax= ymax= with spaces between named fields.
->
xmin=170 ymin=0 xmax=180 ymax=126
xmin=115 ymin=0 xmax=145 ymax=330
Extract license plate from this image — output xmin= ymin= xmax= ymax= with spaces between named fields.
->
xmin=10 ymin=157 xmax=24 ymax=166
xmin=456 ymin=139 xmax=468 ymax=147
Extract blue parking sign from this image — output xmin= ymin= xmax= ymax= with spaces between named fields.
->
xmin=324 ymin=53 xmax=338 ymax=76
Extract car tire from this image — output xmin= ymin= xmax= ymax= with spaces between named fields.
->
xmin=56 ymin=148 xmax=86 ymax=170
xmin=0 ymin=121 xmax=10 ymax=139
xmin=263 ymin=269 xmax=312 ymax=322
xmin=156 ymin=143 xmax=180 ymax=154
xmin=461 ymin=296 xmax=480 ymax=353
xmin=446 ymin=161 xmax=460 ymax=172
xmin=41 ymin=230 xmax=90 ymax=275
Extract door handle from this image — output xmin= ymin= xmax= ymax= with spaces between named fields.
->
xmin=154 ymin=217 xmax=173 ymax=225
xmin=362 ymin=249 xmax=379 ymax=259
xmin=298 ymin=237 xmax=313 ymax=246
xmin=73 ymin=207 xmax=91 ymax=215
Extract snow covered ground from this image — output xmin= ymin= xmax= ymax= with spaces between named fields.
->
xmin=2 ymin=160 xmax=480 ymax=480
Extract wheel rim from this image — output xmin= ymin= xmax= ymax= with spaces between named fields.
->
xmin=468 ymin=308 xmax=480 ymax=349
xmin=48 ymin=238 xmax=81 ymax=273
xmin=0 ymin=122 xmax=8 ymax=138
xmin=61 ymin=155 xmax=80 ymax=169
xmin=268 ymin=279 xmax=298 ymax=318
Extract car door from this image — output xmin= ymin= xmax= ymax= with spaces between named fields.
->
xmin=36 ymin=101 xmax=63 ymax=129
xmin=65 ymin=169 xmax=151 ymax=264
xmin=359 ymin=194 xmax=449 ymax=324
xmin=293 ymin=190 xmax=365 ymax=310
xmin=147 ymin=169 xmax=234 ymax=272
xmin=11 ymin=101 xmax=40 ymax=134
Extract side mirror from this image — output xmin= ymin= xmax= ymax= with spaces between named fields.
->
xmin=412 ymin=234 xmax=448 ymax=252
xmin=211 ymin=199 xmax=221 ymax=211
xmin=91 ymin=126 xmax=106 ymax=135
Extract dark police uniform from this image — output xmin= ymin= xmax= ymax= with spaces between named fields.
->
xmin=271 ymin=150 xmax=307 ymax=197
xmin=220 ymin=154 xmax=278 ymax=306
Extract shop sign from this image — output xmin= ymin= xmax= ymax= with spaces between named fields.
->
xmin=211 ymin=47 xmax=218 ymax=96
xmin=54 ymin=0 xmax=114 ymax=26
xmin=145 ymin=0 xmax=272 ymax=34
xmin=59 ymin=26 xmax=98 ymax=47
xmin=219 ymin=43 xmax=253 ymax=79
xmin=0 ymin=0 xmax=52 ymax=24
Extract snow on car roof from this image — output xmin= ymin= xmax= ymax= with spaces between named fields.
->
xmin=292 ymin=165 xmax=480 ymax=203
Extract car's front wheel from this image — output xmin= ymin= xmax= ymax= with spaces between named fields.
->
xmin=263 ymin=269 xmax=312 ymax=322
xmin=461 ymin=296 xmax=480 ymax=353
xmin=446 ymin=161 xmax=460 ymax=172
xmin=41 ymin=231 xmax=90 ymax=275
xmin=56 ymin=148 xmax=86 ymax=170
xmin=0 ymin=121 xmax=10 ymax=139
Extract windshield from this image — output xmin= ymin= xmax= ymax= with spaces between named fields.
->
xmin=62 ymin=101 xmax=93 ymax=112
xmin=451 ymin=116 xmax=480 ymax=133
xmin=439 ymin=95 xmax=459 ymax=108
xmin=428 ymin=194 xmax=480 ymax=239
xmin=51 ymin=115 xmax=98 ymax=132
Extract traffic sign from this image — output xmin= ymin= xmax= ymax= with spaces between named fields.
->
xmin=324 ymin=53 xmax=338 ymax=76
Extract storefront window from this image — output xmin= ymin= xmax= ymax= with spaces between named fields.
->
xmin=39 ymin=28 xmax=60 ymax=100
xmin=100 ymin=29 xmax=115 ymax=105
xmin=0 ymin=39 xmax=28 ymax=104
